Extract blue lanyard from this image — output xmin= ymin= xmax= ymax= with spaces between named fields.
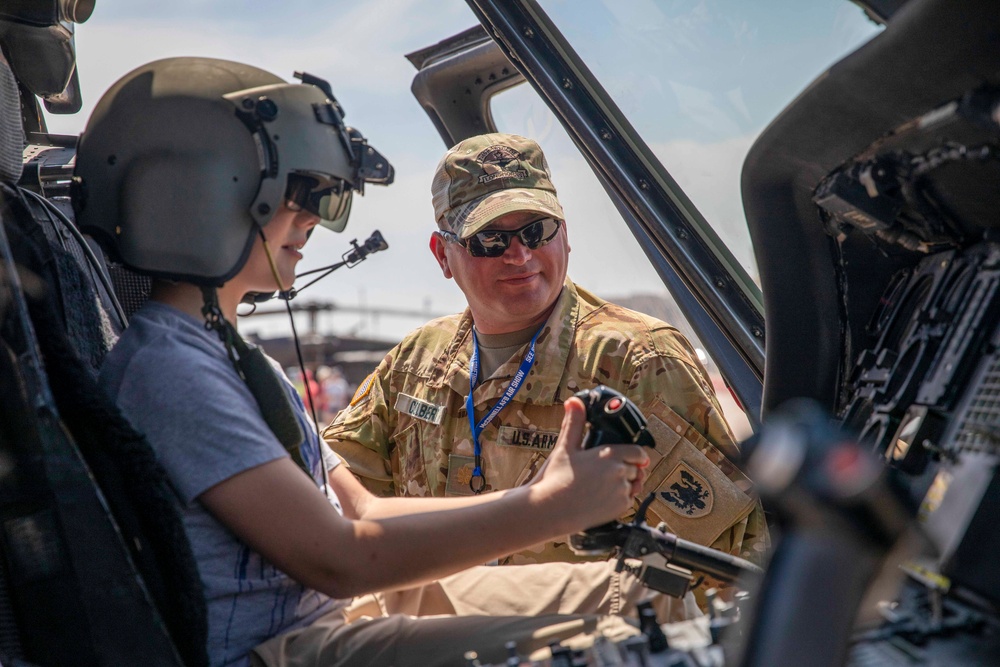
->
xmin=466 ymin=326 xmax=543 ymax=493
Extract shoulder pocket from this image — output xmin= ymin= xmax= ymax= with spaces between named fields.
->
xmin=640 ymin=401 xmax=755 ymax=547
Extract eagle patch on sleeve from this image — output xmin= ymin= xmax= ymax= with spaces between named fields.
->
xmin=658 ymin=462 xmax=714 ymax=518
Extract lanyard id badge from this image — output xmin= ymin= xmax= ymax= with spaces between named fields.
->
xmin=465 ymin=326 xmax=543 ymax=493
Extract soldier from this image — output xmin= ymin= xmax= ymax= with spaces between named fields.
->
xmin=325 ymin=133 xmax=768 ymax=594
xmin=87 ymin=59 xmax=654 ymax=667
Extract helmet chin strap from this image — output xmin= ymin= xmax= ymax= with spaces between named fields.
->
xmin=259 ymin=228 xmax=286 ymax=295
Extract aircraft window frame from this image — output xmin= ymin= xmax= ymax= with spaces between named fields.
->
xmin=468 ymin=0 xmax=768 ymax=409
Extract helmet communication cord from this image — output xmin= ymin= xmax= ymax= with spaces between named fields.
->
xmin=259 ymin=231 xmax=330 ymax=495
xmin=258 ymin=229 xmax=320 ymax=424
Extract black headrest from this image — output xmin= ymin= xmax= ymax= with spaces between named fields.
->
xmin=0 ymin=51 xmax=24 ymax=184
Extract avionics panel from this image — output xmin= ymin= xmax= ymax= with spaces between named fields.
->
xmin=839 ymin=243 xmax=1000 ymax=602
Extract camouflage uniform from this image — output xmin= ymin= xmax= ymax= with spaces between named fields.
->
xmin=324 ymin=279 xmax=768 ymax=569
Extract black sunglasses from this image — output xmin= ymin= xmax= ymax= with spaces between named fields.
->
xmin=440 ymin=217 xmax=562 ymax=258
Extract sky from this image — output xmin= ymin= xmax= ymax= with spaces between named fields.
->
xmin=50 ymin=0 xmax=880 ymax=342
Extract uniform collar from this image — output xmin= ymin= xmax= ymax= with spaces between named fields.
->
xmin=442 ymin=278 xmax=580 ymax=406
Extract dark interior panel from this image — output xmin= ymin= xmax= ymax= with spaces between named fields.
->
xmin=742 ymin=0 xmax=1000 ymax=414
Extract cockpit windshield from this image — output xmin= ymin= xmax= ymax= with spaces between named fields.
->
xmin=504 ymin=0 xmax=883 ymax=279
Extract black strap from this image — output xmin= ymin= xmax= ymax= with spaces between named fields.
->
xmin=200 ymin=287 xmax=308 ymax=474
xmin=231 ymin=333 xmax=309 ymax=473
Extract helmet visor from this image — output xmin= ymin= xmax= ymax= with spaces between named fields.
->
xmin=286 ymin=174 xmax=353 ymax=232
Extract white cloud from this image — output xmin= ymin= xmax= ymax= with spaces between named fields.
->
xmin=648 ymin=132 xmax=760 ymax=277
xmin=49 ymin=0 xmax=478 ymax=134
xmin=45 ymin=0 xmax=760 ymax=343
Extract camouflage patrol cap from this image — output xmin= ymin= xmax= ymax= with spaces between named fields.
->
xmin=431 ymin=133 xmax=565 ymax=238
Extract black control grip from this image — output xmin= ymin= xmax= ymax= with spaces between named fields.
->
xmin=571 ymin=388 xmax=763 ymax=581
xmin=570 ymin=386 xmax=656 ymax=555
xmin=574 ymin=385 xmax=655 ymax=449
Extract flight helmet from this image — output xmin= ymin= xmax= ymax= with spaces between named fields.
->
xmin=74 ymin=57 xmax=393 ymax=286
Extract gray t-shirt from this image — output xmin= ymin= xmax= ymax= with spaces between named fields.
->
xmin=100 ymin=302 xmax=346 ymax=667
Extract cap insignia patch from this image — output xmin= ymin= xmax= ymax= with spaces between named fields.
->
xmin=475 ymin=145 xmax=527 ymax=184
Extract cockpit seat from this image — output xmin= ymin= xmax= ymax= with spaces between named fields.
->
xmin=0 ymin=43 xmax=206 ymax=667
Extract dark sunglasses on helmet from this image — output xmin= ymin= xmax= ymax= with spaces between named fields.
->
xmin=285 ymin=173 xmax=353 ymax=232
xmin=440 ymin=217 xmax=562 ymax=258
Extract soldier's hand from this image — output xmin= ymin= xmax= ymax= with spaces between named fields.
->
xmin=531 ymin=397 xmax=650 ymax=534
